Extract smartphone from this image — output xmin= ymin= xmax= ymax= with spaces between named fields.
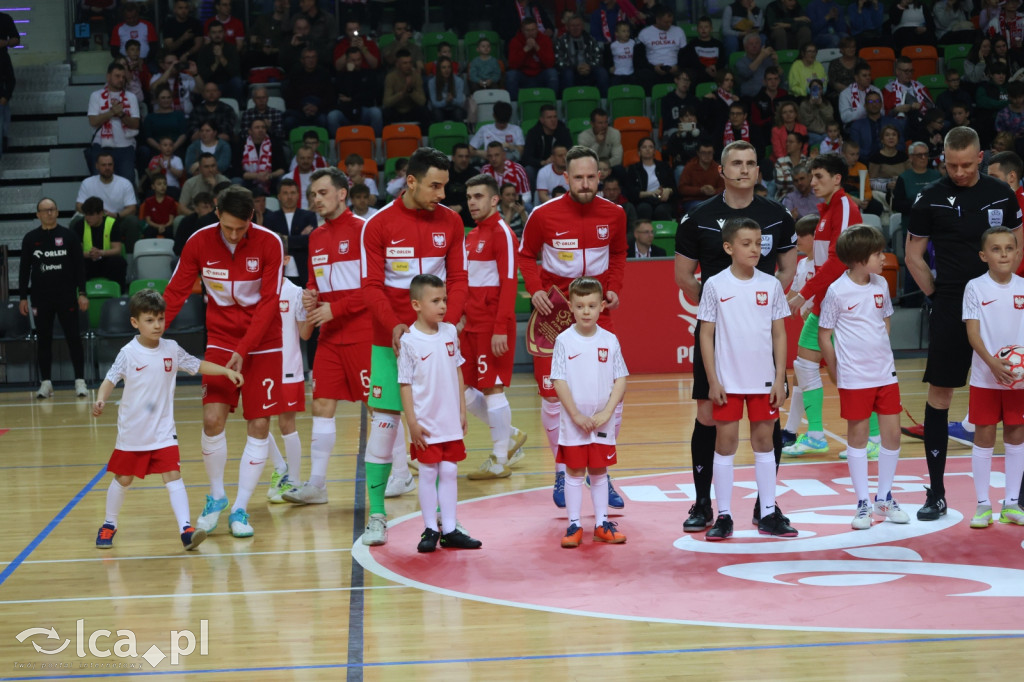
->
xmin=680 ymin=122 xmax=695 ymax=132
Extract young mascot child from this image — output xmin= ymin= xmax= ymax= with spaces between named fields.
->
xmin=782 ymin=214 xmax=818 ymax=446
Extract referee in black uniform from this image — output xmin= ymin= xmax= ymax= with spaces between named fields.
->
xmin=675 ymin=140 xmax=798 ymax=532
xmin=906 ymin=126 xmax=1023 ymax=520
xmin=18 ymin=198 xmax=90 ymax=399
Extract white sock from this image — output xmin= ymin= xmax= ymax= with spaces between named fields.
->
xmin=438 ymin=461 xmax=458 ymax=534
xmin=875 ymin=446 xmax=900 ymax=501
xmin=233 ymin=436 xmax=269 ymax=512
xmin=390 ymin=420 xmax=410 ymax=478
xmin=784 ymin=386 xmax=804 ymax=433
xmin=961 ymin=413 xmax=975 ymax=433
xmin=282 ymin=431 xmax=302 ymax=481
xmin=846 ymin=446 xmax=869 ymax=501
xmin=1004 ymin=442 xmax=1024 ymax=505
xmin=590 ymin=472 xmax=609 ymax=525
xmin=418 ymin=463 xmax=439 ymax=531
xmin=972 ymin=444 xmax=994 ymax=506
xmin=565 ymin=474 xmax=584 ymax=526
xmin=541 ymin=399 xmax=561 ymax=459
xmin=365 ymin=412 xmax=400 ymax=465
xmin=268 ymin=435 xmax=287 ymax=473
xmin=104 ymin=479 xmax=128 ymax=526
xmin=200 ymin=430 xmax=228 ymax=499
xmin=166 ymin=478 xmax=190 ymax=530
xmin=754 ymin=450 xmax=776 ymax=517
xmin=486 ymin=393 xmax=512 ymax=463
xmin=309 ymin=416 xmax=335 ymax=489
xmin=712 ymin=452 xmax=734 ymax=516
xmin=465 ymin=386 xmax=488 ymax=424
xmin=793 ymin=357 xmax=824 ymax=439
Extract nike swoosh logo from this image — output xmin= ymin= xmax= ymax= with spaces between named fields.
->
xmin=206 ymin=260 xmax=220 ymax=265
xmin=556 ymin=231 xmax=570 ymax=236
xmin=390 ymin=239 xmax=405 ymax=245
xmin=248 ymin=460 xmax=262 ymax=466
xmin=606 ymin=453 xmax=614 ymax=460
xmin=135 ymin=366 xmax=148 ymax=371
xmin=982 ymin=299 xmax=998 ymax=306
xmin=847 ymin=304 xmax=859 ymax=310
xmin=370 ymin=482 xmax=385 ymax=489
xmin=262 ymin=402 xmax=278 ymax=410
xmin=287 ymin=401 xmax=298 ymax=407
xmin=545 ymin=427 xmax=558 ymax=432
xmin=421 ymin=354 xmax=432 ymax=361
xmin=314 ymin=248 xmax=326 ymax=253
xmin=720 ymin=297 xmax=734 ymax=302
xmin=568 ymin=353 xmax=581 ymax=360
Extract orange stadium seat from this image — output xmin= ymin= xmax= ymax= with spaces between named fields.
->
xmin=382 ymin=123 xmax=422 ymax=160
xmin=335 ymin=125 xmax=375 ymax=163
xmin=901 ymin=45 xmax=939 ymax=77
xmin=859 ymin=46 xmax=895 ymax=81
xmin=614 ymin=116 xmax=653 ymax=156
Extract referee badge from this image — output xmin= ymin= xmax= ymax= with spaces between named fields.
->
xmin=989 ymin=209 xmax=1004 ymax=227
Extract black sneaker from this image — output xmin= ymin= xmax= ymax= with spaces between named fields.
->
xmin=417 ymin=528 xmax=440 ymax=553
xmin=758 ymin=508 xmax=799 ymax=537
xmin=705 ymin=514 xmax=734 ymax=541
xmin=440 ymin=529 xmax=482 ymax=549
xmin=781 ymin=429 xmax=797 ymax=447
xmin=752 ymin=501 xmax=789 ymax=525
xmin=917 ymin=487 xmax=947 ymax=521
xmin=683 ymin=498 xmax=713 ymax=532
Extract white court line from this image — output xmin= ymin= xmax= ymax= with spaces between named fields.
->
xmin=0 ymin=584 xmax=405 ymax=606
xmin=0 ymin=547 xmax=351 ymax=567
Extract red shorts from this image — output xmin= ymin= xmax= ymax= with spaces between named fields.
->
xmin=969 ymin=386 xmax=1024 ymax=426
xmin=713 ymin=394 xmax=779 ymax=423
xmin=281 ymin=381 xmax=306 ymax=413
xmin=838 ymin=383 xmax=902 ymax=421
xmin=461 ymin=329 xmax=515 ymax=390
xmin=202 ymin=347 xmax=285 ymax=420
xmin=107 ymin=445 xmax=180 ymax=478
xmin=532 ymin=313 xmax=614 ymax=396
xmin=413 ymin=439 xmax=467 ymax=463
xmin=556 ymin=442 xmax=618 ymax=469
xmin=312 ymin=342 xmax=370 ymax=403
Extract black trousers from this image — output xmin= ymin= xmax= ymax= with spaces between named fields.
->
xmin=34 ymin=297 xmax=85 ymax=381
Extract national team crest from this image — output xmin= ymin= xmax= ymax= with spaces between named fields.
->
xmin=372 ymin=386 xmax=382 ymax=399
xmin=446 ymin=341 xmax=455 ymax=356
xmin=598 ymin=348 xmax=609 ymax=363
xmin=164 ymin=358 xmax=173 ymax=372
xmin=246 ymin=257 xmax=260 ymax=272
xmin=280 ymin=300 xmax=290 ymax=312
xmin=597 ymin=225 xmax=609 ymax=240
xmin=542 ymin=375 xmax=553 ymax=390
xmin=432 ymin=232 xmax=446 ymax=247
xmin=54 ymin=237 xmax=63 ymax=246
xmin=1015 ymin=296 xmax=1024 ymax=310
xmin=875 ymin=294 xmax=884 ymax=308
xmin=476 ymin=240 xmax=485 ymax=253
xmin=339 ymin=240 xmax=350 ymax=254
xmin=756 ymin=291 xmax=768 ymax=306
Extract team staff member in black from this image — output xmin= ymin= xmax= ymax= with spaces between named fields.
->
xmin=905 ymin=126 xmax=1024 ymax=521
xmin=675 ymin=140 xmax=798 ymax=532
xmin=18 ymin=198 xmax=91 ymax=400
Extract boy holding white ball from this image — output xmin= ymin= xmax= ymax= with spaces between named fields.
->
xmin=962 ymin=225 xmax=1024 ymax=527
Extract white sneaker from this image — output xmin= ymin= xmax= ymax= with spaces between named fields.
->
xmin=385 ymin=473 xmax=416 ymax=498
xmin=74 ymin=379 xmax=88 ymax=397
xmin=507 ymin=427 xmax=528 ymax=465
xmin=362 ymin=513 xmax=388 ymax=545
xmin=282 ymin=482 xmax=329 ymax=505
xmin=873 ymin=494 xmax=910 ymax=524
xmin=852 ymin=499 xmax=872 ymax=530
xmin=36 ymin=380 xmax=53 ymax=399
xmin=228 ymin=509 xmax=254 ymax=538
xmin=466 ymin=455 xmax=511 ymax=480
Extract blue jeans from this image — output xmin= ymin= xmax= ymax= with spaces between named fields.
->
xmin=327 ymin=106 xmax=384 ymax=137
xmin=560 ymin=66 xmax=610 ymax=96
xmin=505 ymin=68 xmax=559 ymax=103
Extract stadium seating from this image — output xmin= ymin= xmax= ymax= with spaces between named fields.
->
xmin=382 ymin=124 xmax=422 ymax=160
xmin=518 ymin=88 xmax=557 ymax=128
xmin=422 ymin=30 xmax=459 ymax=63
xmin=695 ymin=82 xmax=715 ymax=99
xmin=873 ymin=76 xmax=895 ymax=90
xmin=0 ymin=300 xmax=35 ymax=381
xmin=651 ymin=82 xmax=676 ymax=127
xmin=652 ymin=220 xmax=677 ymax=255
xmin=567 ymin=117 xmax=591 ymax=140
xmin=859 ymin=46 xmax=896 ymax=81
xmin=132 ymin=239 xmax=176 ymax=282
xmin=128 ymin=279 xmax=169 ymax=295
xmin=622 ymin=149 xmax=661 ymax=166
xmin=918 ymin=74 xmax=946 ymax=99
xmin=944 ymin=43 xmax=971 ymax=76
xmin=336 ymin=125 xmax=376 ymax=163
xmin=85 ymin=278 xmax=121 ymax=328
xmin=607 ymin=84 xmax=645 ymax=118
xmin=428 ymin=121 xmax=469 ymax=156
xmin=472 ymin=89 xmax=513 ymax=126
xmin=289 ymin=125 xmax=329 ymax=157
xmin=614 ymin=116 xmax=653 ymax=156
xmin=94 ymin=296 xmax=133 ymax=374
xmin=902 ymin=45 xmax=939 ymax=77
xmin=562 ymin=86 xmax=601 ymax=122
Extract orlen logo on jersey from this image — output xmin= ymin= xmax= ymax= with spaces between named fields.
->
xmin=1016 ymin=296 xmax=1024 ymax=310
xmin=553 ymin=239 xmax=578 ymax=249
xmin=339 ymin=240 xmax=350 ymax=254
xmin=597 ymin=225 xmax=609 ymax=240
xmin=874 ymin=294 xmax=884 ymax=308
xmin=202 ymin=267 xmax=229 ymax=279
xmin=432 ymin=233 xmax=446 ymax=247
xmin=598 ymin=348 xmax=609 ymax=363
xmin=280 ymin=300 xmax=290 ymax=313
xmin=756 ymin=291 xmax=768 ymax=306
xmin=311 ymin=254 xmax=329 ymax=265
xmin=446 ymin=342 xmax=455 ymax=356
xmin=246 ymin=257 xmax=260 ymax=273
xmin=387 ymin=247 xmax=414 ymax=258
xmin=164 ymin=358 xmax=173 ymax=372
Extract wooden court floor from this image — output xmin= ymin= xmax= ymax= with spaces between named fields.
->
xmin=0 ymin=357 xmax=1019 ymax=681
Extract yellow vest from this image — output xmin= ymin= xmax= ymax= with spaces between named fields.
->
xmin=83 ymin=216 xmax=115 ymax=251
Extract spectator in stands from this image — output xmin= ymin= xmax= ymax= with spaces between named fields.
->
xmin=499 ymin=181 xmax=530 ymax=237
xmin=163 ymin=0 xmax=203 ymax=60
xmin=770 ymin=100 xmax=808 ymax=162
xmin=0 ymin=9 xmax=16 ymax=159
xmin=555 ymin=12 xmax=609 ymax=94
xmin=384 ymin=157 xmax=408 ymax=200
xmin=295 ymin=0 xmax=336 ymax=46
xmin=76 ymin=151 xmax=138 ymax=218
xmin=500 ymin=0 xmax=556 ymax=43
xmin=735 ymin=32 xmax=779 ymax=99
xmin=992 ymin=33 xmax=1024 ymax=76
xmin=536 ymin=143 xmax=570 ymax=203
xmin=521 ymin=103 xmax=573 ymax=188
xmin=847 ymin=91 xmax=900 ymax=161
xmin=936 ymin=69 xmax=973 ymax=123
xmin=141 ymin=85 xmax=188 ymax=167
xmin=264 ymin=178 xmax=317 ymax=284
xmin=188 ymin=82 xmax=236 ymax=145
xmin=889 ymin=0 xmax=934 ymax=56
xmin=284 ymin=47 xmax=335 ymax=130
xmin=890 ymin=141 xmax=940 ymax=215
xmin=350 ymin=183 xmax=378 ymax=220
xmin=635 ymin=5 xmax=686 ymax=93
xmin=428 ymin=57 xmax=468 ymax=123
xmin=173 ymin=191 xmax=216 ymax=254
xmin=469 ymin=101 xmax=524 ymax=161
xmin=238 ymin=118 xmax=286 ymax=194
xmin=179 ymin=153 xmax=229 ymax=214
xmin=333 ymin=20 xmax=381 ymax=72
xmin=841 ymin=139 xmax=883 ymax=214
xmin=590 ymin=0 xmax=625 ymax=43
xmin=624 ymin=136 xmax=675 ymax=220
xmin=660 ymin=71 xmax=699 ymax=139
xmin=185 ymin=121 xmax=232 ymax=175
xmin=963 ymin=37 xmax=991 ymax=86
xmin=481 ymin=141 xmax=532 ymax=208
xmin=241 ymin=34 xmax=285 ymax=79
xmin=150 ymin=52 xmax=200 ymax=117
xmin=442 ymin=143 xmax=477 ymax=226
xmin=289 ymin=146 xmax=318 ymax=210
xmin=628 ymin=220 xmax=667 ymax=258
xmin=781 ymin=162 xmax=818 ymax=218
xmin=468 ymin=37 xmax=502 ymax=92
xmin=599 ymin=172 xmax=635 ymax=225
xmin=788 ymin=43 xmax=827 ymax=98
xmin=140 ymin=175 xmax=180 ymax=238
xmin=721 ymin=101 xmax=765 ymax=157
xmin=839 ymin=61 xmax=881 ymax=126
xmin=329 ymin=47 xmax=384 ymax=136
xmin=75 ymin=196 xmax=129 ymax=291
xmin=279 ymin=16 xmax=321 ymax=68
xmin=110 ymin=3 xmax=157 ymax=60
xmin=249 ymin=0 xmax=291 ymax=55
xmin=88 ymin=62 xmax=140 ymax=184
xmin=19 ymin=198 xmax=89 ymax=399
xmin=203 ymin=0 xmax=245 ymax=48
xmin=119 ymin=42 xmax=150 ymax=105
xmin=867 ymin=124 xmax=909 ymax=196
xmin=663 ymin=106 xmax=702 ymax=169
xmin=799 ymin=79 xmax=836 ymax=148
xmin=935 ymin=0 xmax=977 ymax=46
xmin=146 ymin=136 xmax=186 ymax=196
xmin=506 ymin=17 xmax=559 ymax=102
xmin=774 ymin=131 xmax=810 ymax=200
xmin=608 ymin=20 xmax=636 ymax=87
xmin=765 ymin=0 xmax=812 ymax=50
xmin=382 ymin=49 xmax=429 ymax=128
xmin=195 ymin=22 xmax=243 ymax=103
xmin=677 ymin=141 xmax=724 ymax=211
xmin=806 ymin=0 xmax=845 ymax=50
xmin=344 ymin=154 xmax=378 ymax=204
xmin=882 ymin=57 xmax=935 ymax=136
xmin=289 ymin=130 xmax=328 ymax=172
xmin=241 ymin=87 xmax=284 ymax=139
xmin=976 ymin=62 xmax=1010 ymax=139
xmin=680 ymin=16 xmax=726 ymax=85
xmin=699 ymin=68 xmax=739 ymax=125
xmin=722 ymin=0 xmax=766 ymax=54
xmin=577 ymin=107 xmax=623 ymax=167
xmin=380 ymin=20 xmax=424 ymax=71
xmin=996 ymin=82 xmax=1024 ymax=150
xmin=828 ymin=36 xmax=860 ymax=99
xmin=751 ymin=66 xmax=794 ymax=139
xmin=846 ymin=0 xmax=885 ymax=47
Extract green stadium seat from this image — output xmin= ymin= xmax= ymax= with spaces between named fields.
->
xmin=651 ymin=82 xmax=675 ymax=126
xmin=695 ymin=82 xmax=715 ymax=99
xmin=607 ymin=84 xmax=646 ymax=119
xmin=128 ymin=278 xmax=168 ymax=295
xmin=944 ymin=43 xmax=971 ymax=76
xmin=464 ymin=29 xmax=501 ymax=61
xmin=918 ymin=73 xmax=946 ymax=99
xmin=85 ymin=278 xmax=121 ymax=328
xmin=288 ymin=125 xmax=329 ymax=157
xmin=652 ymin=220 xmax=677 ymax=255
xmin=568 ymin=117 xmax=591 ymax=140
xmin=422 ymin=30 xmax=459 ymax=64
xmin=518 ymin=87 xmax=557 ymax=125
xmin=562 ymin=85 xmax=601 ymax=122
xmin=428 ymin=121 xmax=469 ymax=156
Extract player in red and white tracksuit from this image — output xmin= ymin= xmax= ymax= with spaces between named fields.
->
xmin=461 ymin=174 xmax=528 ymax=480
xmin=517 ymin=148 xmax=627 ymax=507
xmin=163 ymin=186 xmax=284 ymax=537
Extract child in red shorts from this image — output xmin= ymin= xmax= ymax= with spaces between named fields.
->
xmin=399 ymin=274 xmax=483 ymax=553
xmin=92 ymin=289 xmax=243 ymax=550
xmin=550 ymin=277 xmax=629 ymax=548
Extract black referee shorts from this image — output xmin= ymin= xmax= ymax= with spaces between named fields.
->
xmin=691 ymin=320 xmax=710 ymax=401
xmin=923 ymin=294 xmax=972 ymax=388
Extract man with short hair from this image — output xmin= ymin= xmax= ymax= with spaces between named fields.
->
xmin=536 ymin=143 xmax=570 ymax=203
xmin=555 ymin=12 xmax=608 ymax=94
xmin=195 ymin=22 xmax=243 ymax=102
xmin=333 ymin=20 xmax=380 ymax=71
xmin=163 ymin=0 xmax=203 ymax=60
xmin=188 ymin=81 xmax=236 ymax=144
xmin=679 ymin=15 xmax=726 ymax=85
xmin=110 ymin=2 xmax=157 ymax=60
xmin=506 ymin=17 xmax=559 ymax=102
xmin=522 ymin=104 xmax=573 ymax=188
xmin=627 ymin=219 xmax=667 ymax=258
xmin=751 ymin=66 xmax=795 ymax=138
xmin=892 ymin=141 xmax=941 ymax=214
xmin=241 ymin=87 xmax=284 ymax=139
xmin=735 ymin=33 xmax=779 ymax=99
xmin=678 ymin=142 xmax=724 ymax=210
xmin=294 ymin=0 xmax=334 ymax=45
xmin=936 ymin=68 xmax=973 ymax=123
xmin=481 ymin=141 xmax=532 ymax=208
xmin=882 ymin=57 xmax=934 ymax=131
xmin=179 ymin=153 xmax=230 ymax=214
xmin=284 ymin=47 xmax=335 ymax=131
xmin=76 ymin=152 xmax=138 ymax=220
xmin=577 ymin=107 xmax=623 ymax=166
xmin=987 ymin=150 xmax=1024 ymax=276
xmin=203 ymin=0 xmax=245 ymax=48
xmin=442 ymin=143 xmax=478 ymax=226
xmin=839 ymin=62 xmax=882 ymax=125
xmin=265 ymin=178 xmax=317 ymax=285
xmin=636 ymin=5 xmax=687 ymax=92
xmin=381 ymin=49 xmax=428 ymax=128
xmin=380 ymin=20 xmax=424 ymax=69
xmin=781 ymin=163 xmax=819 ymax=218
xmin=88 ymin=62 xmax=140 ymax=183
xmin=848 ymin=91 xmax=902 ymax=161
xmin=75 ymin=196 xmax=129 ymax=291
xmin=149 ymin=52 xmax=201 ymax=117
xmin=329 ymin=47 xmax=384 ymax=136
xmin=469 ymin=101 xmax=525 ymax=161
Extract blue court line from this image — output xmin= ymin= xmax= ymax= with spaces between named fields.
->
xmin=0 ymin=465 xmax=108 ymax=587
xmin=4 ymin=632 xmax=1022 ymax=680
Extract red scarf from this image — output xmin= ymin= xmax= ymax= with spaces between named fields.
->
xmin=885 ymin=79 xmax=931 ymax=114
xmin=243 ymin=135 xmax=273 ymax=190
xmin=292 ymin=166 xmax=313 ymax=204
xmin=717 ymin=88 xmax=737 ymax=106
xmin=723 ymin=120 xmax=750 ymax=145
xmin=98 ymin=86 xmax=132 ymax=142
xmin=516 ymin=1 xmax=546 ymax=33
xmin=600 ymin=9 xmax=612 ymax=41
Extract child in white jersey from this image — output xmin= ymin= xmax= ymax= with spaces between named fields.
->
xmin=551 ymin=277 xmax=629 ymax=548
xmin=818 ymin=225 xmax=909 ymax=530
xmin=697 ymin=218 xmax=795 ymax=541
xmin=962 ymin=226 xmax=1024 ymax=527
xmin=92 ymin=289 xmax=243 ymax=550
xmin=399 ymin=274 xmax=483 ymax=553
xmin=609 ymin=21 xmax=635 ymax=86
xmin=782 ymin=214 xmax=818 ymax=447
